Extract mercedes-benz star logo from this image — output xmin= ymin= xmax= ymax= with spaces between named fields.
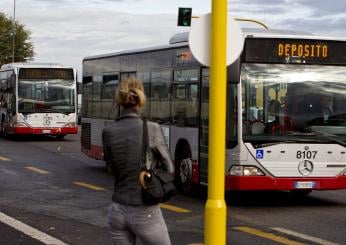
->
xmin=43 ymin=114 xmax=51 ymax=126
xmin=44 ymin=119 xmax=51 ymax=126
xmin=298 ymin=160 xmax=314 ymax=176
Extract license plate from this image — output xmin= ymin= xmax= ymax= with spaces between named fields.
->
xmin=42 ymin=130 xmax=51 ymax=134
xmin=294 ymin=181 xmax=316 ymax=189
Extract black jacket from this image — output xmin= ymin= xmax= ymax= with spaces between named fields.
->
xmin=102 ymin=109 xmax=174 ymax=205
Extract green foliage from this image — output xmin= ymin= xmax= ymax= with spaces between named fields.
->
xmin=0 ymin=12 xmax=35 ymax=67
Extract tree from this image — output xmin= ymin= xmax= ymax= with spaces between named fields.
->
xmin=0 ymin=12 xmax=35 ymax=67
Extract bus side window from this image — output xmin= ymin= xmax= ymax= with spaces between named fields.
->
xmin=186 ymin=84 xmax=198 ymax=126
xmin=149 ymin=70 xmax=171 ymax=123
xmin=171 ymin=85 xmax=182 ymax=125
xmin=172 ymin=69 xmax=199 ymax=127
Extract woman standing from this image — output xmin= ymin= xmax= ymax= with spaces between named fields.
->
xmin=102 ymin=78 xmax=174 ymax=245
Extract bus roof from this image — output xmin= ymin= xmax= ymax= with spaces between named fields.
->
xmin=0 ymin=62 xmax=68 ymax=70
xmin=83 ymin=42 xmax=187 ymax=61
xmin=242 ymin=28 xmax=346 ymax=41
xmin=83 ymin=28 xmax=346 ymax=61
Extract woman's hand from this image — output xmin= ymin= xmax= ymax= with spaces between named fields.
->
xmin=138 ymin=171 xmax=151 ymax=189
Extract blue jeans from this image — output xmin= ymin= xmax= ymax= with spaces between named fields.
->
xmin=108 ymin=202 xmax=171 ymax=245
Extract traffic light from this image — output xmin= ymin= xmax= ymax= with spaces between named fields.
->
xmin=177 ymin=7 xmax=192 ymax=27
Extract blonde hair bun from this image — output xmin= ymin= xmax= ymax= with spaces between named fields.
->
xmin=116 ymin=78 xmax=146 ymax=110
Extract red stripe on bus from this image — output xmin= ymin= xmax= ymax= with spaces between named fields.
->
xmin=226 ymin=175 xmax=346 ymax=191
xmin=11 ymin=127 xmax=78 ymax=135
xmin=81 ymin=145 xmax=104 ymax=160
xmin=192 ymin=160 xmax=199 ymax=184
xmin=81 ymin=144 xmax=346 ymax=191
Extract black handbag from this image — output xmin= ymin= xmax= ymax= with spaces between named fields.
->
xmin=139 ymin=119 xmax=176 ymax=204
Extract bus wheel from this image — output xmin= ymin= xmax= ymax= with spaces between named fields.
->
xmin=106 ymin=161 xmax=115 ymax=175
xmin=290 ymin=190 xmax=312 ymax=196
xmin=176 ymin=156 xmax=193 ymax=194
xmin=0 ymin=122 xmax=4 ymax=135
xmin=56 ymin=134 xmax=65 ymax=140
xmin=1 ymin=115 xmax=5 ymax=136
xmin=1 ymin=124 xmax=7 ymax=138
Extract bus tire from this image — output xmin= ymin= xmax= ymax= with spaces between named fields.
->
xmin=290 ymin=190 xmax=312 ymax=196
xmin=175 ymin=145 xmax=193 ymax=194
xmin=1 ymin=114 xmax=4 ymax=135
xmin=56 ymin=134 xmax=65 ymax=140
xmin=106 ymin=161 xmax=115 ymax=175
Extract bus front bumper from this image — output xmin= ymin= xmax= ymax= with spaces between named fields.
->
xmin=225 ymin=175 xmax=346 ymax=191
xmin=12 ymin=127 xmax=78 ymax=135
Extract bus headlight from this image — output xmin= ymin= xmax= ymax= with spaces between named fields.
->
xmin=229 ymin=165 xmax=265 ymax=176
xmin=229 ymin=166 xmax=243 ymax=176
xmin=64 ymin=122 xmax=76 ymax=128
xmin=244 ymin=166 xmax=265 ymax=176
xmin=13 ymin=122 xmax=30 ymax=128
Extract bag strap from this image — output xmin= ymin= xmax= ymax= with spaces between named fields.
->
xmin=141 ymin=118 xmax=150 ymax=170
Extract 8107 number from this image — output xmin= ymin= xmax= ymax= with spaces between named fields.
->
xmin=296 ymin=150 xmax=317 ymax=159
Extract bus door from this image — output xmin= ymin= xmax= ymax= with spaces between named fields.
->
xmin=172 ymin=68 xmax=200 ymax=188
xmin=172 ymin=68 xmax=199 ymax=127
xmin=199 ymin=68 xmax=209 ymax=183
xmin=199 ymin=68 xmax=239 ymax=184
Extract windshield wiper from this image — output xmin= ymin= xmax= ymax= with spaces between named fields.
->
xmin=251 ymin=139 xmax=322 ymax=148
xmin=248 ymin=130 xmax=340 ymax=148
xmin=310 ymin=130 xmax=346 ymax=147
xmin=252 ymin=139 xmax=311 ymax=148
xmin=284 ymin=130 xmax=346 ymax=147
xmin=38 ymin=108 xmax=72 ymax=115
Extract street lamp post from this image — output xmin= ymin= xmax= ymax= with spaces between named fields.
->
xmin=12 ymin=0 xmax=16 ymax=63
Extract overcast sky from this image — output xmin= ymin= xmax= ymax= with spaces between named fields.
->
xmin=1 ymin=0 xmax=346 ymax=80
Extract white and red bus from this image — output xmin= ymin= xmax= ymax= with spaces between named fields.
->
xmin=81 ymin=29 xmax=346 ymax=194
xmin=0 ymin=63 xmax=78 ymax=139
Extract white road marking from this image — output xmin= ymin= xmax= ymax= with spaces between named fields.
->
xmin=272 ymin=227 xmax=340 ymax=245
xmin=234 ymin=226 xmax=306 ymax=245
xmin=0 ymin=169 xmax=19 ymax=176
xmin=0 ymin=211 xmax=68 ymax=245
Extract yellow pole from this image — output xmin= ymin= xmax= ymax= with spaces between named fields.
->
xmin=205 ymin=0 xmax=227 ymax=245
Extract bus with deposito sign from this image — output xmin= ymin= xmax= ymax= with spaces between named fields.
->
xmin=81 ymin=28 xmax=346 ymax=194
xmin=0 ymin=63 xmax=78 ymax=139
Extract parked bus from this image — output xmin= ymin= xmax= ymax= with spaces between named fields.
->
xmin=81 ymin=29 xmax=346 ymax=194
xmin=0 ymin=63 xmax=78 ymax=139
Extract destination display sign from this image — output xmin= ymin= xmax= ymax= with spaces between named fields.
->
xmin=19 ymin=68 xmax=74 ymax=80
xmin=244 ymin=38 xmax=346 ymax=65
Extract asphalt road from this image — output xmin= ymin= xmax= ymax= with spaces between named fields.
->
xmin=0 ymin=131 xmax=345 ymax=245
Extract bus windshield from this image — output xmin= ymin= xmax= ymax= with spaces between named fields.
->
xmin=242 ymin=64 xmax=346 ymax=144
xmin=18 ymin=79 xmax=75 ymax=114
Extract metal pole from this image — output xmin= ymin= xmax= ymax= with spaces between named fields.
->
xmin=12 ymin=0 xmax=16 ymax=63
xmin=205 ymin=0 xmax=227 ymax=244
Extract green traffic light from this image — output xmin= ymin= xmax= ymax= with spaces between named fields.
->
xmin=178 ymin=7 xmax=192 ymax=27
